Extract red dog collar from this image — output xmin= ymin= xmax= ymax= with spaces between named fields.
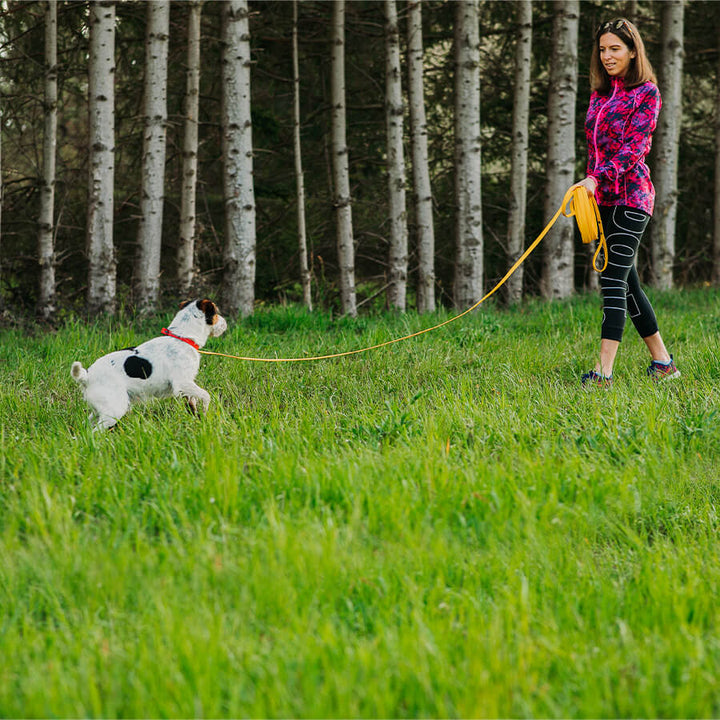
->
xmin=161 ymin=328 xmax=200 ymax=351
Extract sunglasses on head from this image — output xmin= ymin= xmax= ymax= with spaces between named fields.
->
xmin=597 ymin=18 xmax=635 ymax=46
xmin=599 ymin=19 xmax=628 ymax=33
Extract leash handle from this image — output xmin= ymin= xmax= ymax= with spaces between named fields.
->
xmin=562 ymin=186 xmax=608 ymax=273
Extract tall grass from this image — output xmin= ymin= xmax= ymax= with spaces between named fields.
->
xmin=1 ymin=288 xmax=719 ymax=717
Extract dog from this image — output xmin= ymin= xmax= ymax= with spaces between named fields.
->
xmin=71 ymin=299 xmax=227 ymax=430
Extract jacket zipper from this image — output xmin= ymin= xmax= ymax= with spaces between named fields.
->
xmin=592 ymin=78 xmax=619 ymax=191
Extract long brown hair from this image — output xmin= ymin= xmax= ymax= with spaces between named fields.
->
xmin=590 ymin=18 xmax=656 ymax=94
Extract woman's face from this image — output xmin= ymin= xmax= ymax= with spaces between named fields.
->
xmin=598 ymin=32 xmax=636 ymax=78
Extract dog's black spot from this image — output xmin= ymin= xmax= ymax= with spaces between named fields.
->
xmin=124 ymin=356 xmax=153 ymax=380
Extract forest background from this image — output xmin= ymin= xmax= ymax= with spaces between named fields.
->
xmin=0 ymin=0 xmax=719 ymax=322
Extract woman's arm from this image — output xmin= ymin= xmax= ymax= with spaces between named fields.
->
xmin=592 ymin=84 xmax=662 ymax=184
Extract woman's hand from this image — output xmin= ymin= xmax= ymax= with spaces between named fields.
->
xmin=574 ymin=176 xmax=598 ymax=196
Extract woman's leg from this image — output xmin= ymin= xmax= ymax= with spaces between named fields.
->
xmin=623 ymin=264 xmax=673 ymax=363
xmin=599 ymin=207 xmax=650 ymax=340
xmin=642 ymin=332 xmax=672 ymax=364
xmin=591 ymin=206 xmax=651 ymax=376
xmin=596 ymin=337 xmax=620 ymax=377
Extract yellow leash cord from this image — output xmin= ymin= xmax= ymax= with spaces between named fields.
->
xmin=199 ymin=185 xmax=606 ymax=364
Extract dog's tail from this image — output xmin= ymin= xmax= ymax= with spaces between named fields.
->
xmin=71 ymin=361 xmax=88 ymax=386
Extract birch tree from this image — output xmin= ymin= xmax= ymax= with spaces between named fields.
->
xmin=37 ymin=0 xmax=57 ymax=320
xmin=177 ymin=1 xmax=203 ymax=297
xmin=293 ymin=0 xmax=312 ymax=310
xmin=331 ymin=0 xmax=357 ymax=317
xmin=650 ymin=0 xmax=684 ymax=290
xmin=222 ymin=0 xmax=256 ymax=317
xmin=453 ymin=0 xmax=482 ymax=311
xmin=134 ymin=0 xmax=170 ymax=313
xmin=505 ymin=0 xmax=531 ymax=305
xmin=714 ymin=20 xmax=720 ymax=286
xmin=541 ymin=0 xmax=578 ymax=300
xmin=407 ymin=0 xmax=435 ymax=313
xmin=384 ymin=0 xmax=408 ymax=311
xmin=86 ymin=0 xmax=116 ymax=316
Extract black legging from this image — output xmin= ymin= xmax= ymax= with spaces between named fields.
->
xmin=599 ymin=204 xmax=659 ymax=343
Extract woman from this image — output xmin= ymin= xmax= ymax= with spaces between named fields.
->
xmin=575 ymin=18 xmax=680 ymax=387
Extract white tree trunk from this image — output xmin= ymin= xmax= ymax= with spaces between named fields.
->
xmin=293 ymin=0 xmax=312 ymax=310
xmin=222 ymin=0 xmax=256 ymax=317
xmin=134 ymin=0 xmax=169 ymax=313
xmin=541 ymin=0 xmax=578 ymax=300
xmin=177 ymin=1 xmax=203 ymax=297
xmin=384 ymin=0 xmax=408 ymax=312
xmin=331 ymin=0 xmax=357 ymax=317
xmin=453 ymin=0 xmax=483 ymax=311
xmin=86 ymin=0 xmax=116 ymax=316
xmin=714 ymin=21 xmax=720 ymax=286
xmin=37 ymin=0 xmax=57 ymax=320
xmin=407 ymin=0 xmax=435 ymax=313
xmin=505 ymin=0 xmax=531 ymax=305
xmin=650 ymin=0 xmax=684 ymax=290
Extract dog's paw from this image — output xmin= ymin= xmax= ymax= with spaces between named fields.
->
xmin=185 ymin=397 xmax=210 ymax=416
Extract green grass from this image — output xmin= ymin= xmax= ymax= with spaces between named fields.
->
xmin=1 ymin=288 xmax=720 ymax=717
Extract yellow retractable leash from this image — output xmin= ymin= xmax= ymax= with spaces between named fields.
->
xmin=562 ymin=184 xmax=608 ymax=273
xmin=199 ymin=185 xmax=606 ymax=364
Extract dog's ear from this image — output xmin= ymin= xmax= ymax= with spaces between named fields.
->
xmin=197 ymin=299 xmax=218 ymax=325
xmin=179 ymin=299 xmax=193 ymax=309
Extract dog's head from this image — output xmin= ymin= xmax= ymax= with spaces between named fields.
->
xmin=171 ymin=299 xmax=228 ymax=346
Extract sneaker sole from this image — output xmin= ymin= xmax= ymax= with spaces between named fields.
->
xmin=653 ymin=369 xmax=681 ymax=382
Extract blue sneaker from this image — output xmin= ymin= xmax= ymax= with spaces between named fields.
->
xmin=647 ymin=355 xmax=680 ymax=382
xmin=581 ymin=370 xmax=613 ymax=389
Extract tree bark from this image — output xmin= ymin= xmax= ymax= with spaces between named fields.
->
xmin=134 ymin=0 xmax=170 ymax=313
xmin=86 ymin=0 xmax=116 ymax=316
xmin=541 ymin=0 xmax=578 ymax=300
xmin=453 ymin=0 xmax=483 ymax=311
xmin=407 ymin=0 xmax=435 ymax=313
xmin=293 ymin=0 xmax=312 ymax=310
xmin=177 ymin=1 xmax=203 ymax=297
xmin=650 ymin=0 xmax=684 ymax=290
xmin=37 ymin=0 xmax=57 ymax=320
xmin=384 ymin=0 xmax=408 ymax=311
xmin=222 ymin=0 xmax=256 ymax=317
xmin=331 ymin=0 xmax=357 ymax=317
xmin=505 ymin=0 xmax=531 ymax=305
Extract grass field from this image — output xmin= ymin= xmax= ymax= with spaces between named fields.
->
xmin=1 ymin=288 xmax=719 ymax=717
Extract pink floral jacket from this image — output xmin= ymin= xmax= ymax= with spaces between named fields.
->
xmin=585 ymin=77 xmax=662 ymax=215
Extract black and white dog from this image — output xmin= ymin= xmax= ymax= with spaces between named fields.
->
xmin=71 ymin=299 xmax=227 ymax=430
